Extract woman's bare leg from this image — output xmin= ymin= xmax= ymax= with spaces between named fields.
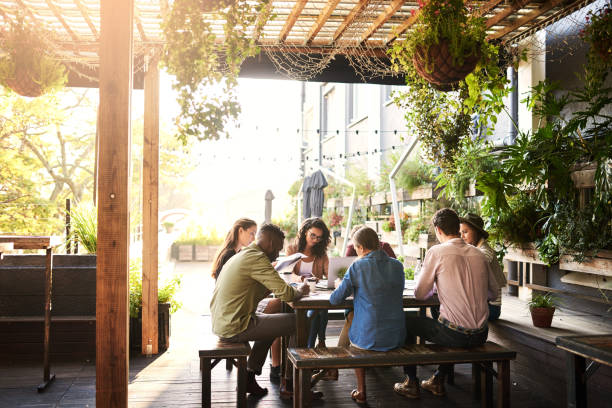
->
xmin=354 ymin=368 xmax=366 ymax=400
xmin=338 ymin=311 xmax=354 ymax=347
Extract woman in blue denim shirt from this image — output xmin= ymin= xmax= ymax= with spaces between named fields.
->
xmin=330 ymin=226 xmax=406 ymax=403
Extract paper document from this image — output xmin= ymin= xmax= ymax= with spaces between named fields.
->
xmin=274 ymin=252 xmax=307 ymax=272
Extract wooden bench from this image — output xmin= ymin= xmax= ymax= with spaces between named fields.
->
xmin=199 ymin=340 xmax=250 ymax=408
xmin=287 ymin=341 xmax=516 ymax=408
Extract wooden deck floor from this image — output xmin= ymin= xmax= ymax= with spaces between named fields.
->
xmin=0 ymin=261 xmax=597 ymax=407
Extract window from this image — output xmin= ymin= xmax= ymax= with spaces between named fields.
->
xmin=348 ymin=84 xmax=360 ymax=122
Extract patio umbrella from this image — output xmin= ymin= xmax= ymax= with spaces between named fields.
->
xmin=264 ymin=190 xmax=274 ymax=224
xmin=309 ymin=170 xmax=328 ymax=218
xmin=302 ymin=175 xmax=313 ymax=219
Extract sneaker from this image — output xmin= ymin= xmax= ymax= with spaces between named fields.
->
xmin=421 ymin=374 xmax=446 ymax=396
xmin=393 ymin=377 xmax=420 ymax=399
xmin=246 ymin=371 xmax=268 ymax=398
xmin=269 ymin=364 xmax=281 ymax=381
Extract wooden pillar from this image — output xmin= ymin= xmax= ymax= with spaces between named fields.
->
xmin=142 ymin=55 xmax=160 ymax=355
xmin=96 ymin=0 xmax=133 ymax=406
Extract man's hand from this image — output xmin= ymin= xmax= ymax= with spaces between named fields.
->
xmin=294 ymin=282 xmax=310 ymax=300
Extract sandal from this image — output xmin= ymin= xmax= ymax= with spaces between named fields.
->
xmin=351 ymin=389 xmax=366 ymax=404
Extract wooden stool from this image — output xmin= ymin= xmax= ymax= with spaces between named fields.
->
xmin=199 ymin=340 xmax=250 ymax=408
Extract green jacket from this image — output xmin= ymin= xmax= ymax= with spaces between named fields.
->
xmin=210 ymin=242 xmax=298 ymax=338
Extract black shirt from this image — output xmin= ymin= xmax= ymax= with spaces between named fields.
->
xmin=214 ymin=248 xmax=236 ymax=280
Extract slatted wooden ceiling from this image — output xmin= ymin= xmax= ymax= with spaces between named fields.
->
xmin=0 ymin=0 xmax=596 ymax=64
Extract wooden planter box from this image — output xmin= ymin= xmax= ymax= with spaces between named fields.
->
xmin=357 ymin=195 xmax=371 ymax=207
xmin=408 ymin=185 xmax=435 ymax=200
xmin=177 ymin=244 xmax=194 ymax=261
xmin=570 ymin=163 xmax=597 ymax=188
xmin=418 ymin=233 xmax=436 ymax=249
xmin=370 ymin=192 xmax=389 ymax=206
xmin=130 ymin=303 xmax=171 ymax=352
xmin=401 ymin=243 xmax=421 ymax=258
xmin=343 ymin=196 xmax=356 ymax=207
xmin=504 ymin=243 xmax=546 ymax=265
xmin=559 ymin=250 xmax=612 ymax=277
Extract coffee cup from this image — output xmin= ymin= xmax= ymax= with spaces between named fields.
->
xmin=306 ymin=277 xmax=317 ymax=293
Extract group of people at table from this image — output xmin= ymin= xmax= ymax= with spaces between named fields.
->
xmin=209 ymin=208 xmax=507 ymax=404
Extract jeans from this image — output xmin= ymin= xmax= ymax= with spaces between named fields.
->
xmin=221 ymin=312 xmax=295 ymax=375
xmin=307 ymin=309 xmax=329 ymax=348
xmin=403 ymin=314 xmax=488 ymax=379
xmin=430 ymin=304 xmax=501 ymax=322
xmin=488 ymin=304 xmax=501 ymax=321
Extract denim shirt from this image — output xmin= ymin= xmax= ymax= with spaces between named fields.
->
xmin=329 ymin=249 xmax=406 ymax=351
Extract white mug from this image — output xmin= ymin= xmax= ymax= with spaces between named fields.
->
xmin=306 ymin=277 xmax=317 ymax=293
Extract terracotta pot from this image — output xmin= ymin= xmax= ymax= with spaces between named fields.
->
xmin=4 ymin=66 xmax=44 ymax=97
xmin=530 ymin=307 xmax=555 ymax=328
xmin=413 ymin=39 xmax=481 ymax=91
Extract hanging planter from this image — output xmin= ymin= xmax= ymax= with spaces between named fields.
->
xmin=390 ymin=0 xmax=487 ymax=92
xmin=413 ymin=39 xmax=481 ymax=91
xmin=0 ymin=17 xmax=67 ymax=97
xmin=580 ymin=3 xmax=612 ymax=65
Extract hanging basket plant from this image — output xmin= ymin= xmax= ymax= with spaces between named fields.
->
xmin=161 ymin=0 xmax=272 ymax=144
xmin=0 ymin=17 xmax=67 ymax=97
xmin=394 ymin=0 xmax=487 ymax=90
xmin=580 ymin=2 xmax=611 ymax=65
xmin=413 ymin=40 xmax=481 ymax=91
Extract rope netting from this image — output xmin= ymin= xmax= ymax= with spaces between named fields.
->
xmin=262 ymin=0 xmax=605 ymax=83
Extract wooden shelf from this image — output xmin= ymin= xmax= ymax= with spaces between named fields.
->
xmin=526 ymin=283 xmax=609 ymax=304
xmin=507 ymin=280 xmax=520 ymax=286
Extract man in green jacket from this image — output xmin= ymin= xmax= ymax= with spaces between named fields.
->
xmin=210 ymin=223 xmax=309 ymax=397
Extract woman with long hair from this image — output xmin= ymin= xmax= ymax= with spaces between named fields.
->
xmin=211 ymin=218 xmax=257 ymax=280
xmin=286 ymin=217 xmax=338 ymax=382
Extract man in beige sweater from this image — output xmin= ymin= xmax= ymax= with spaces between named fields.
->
xmin=210 ymin=224 xmax=309 ymax=397
xmin=394 ymin=208 xmax=499 ymax=399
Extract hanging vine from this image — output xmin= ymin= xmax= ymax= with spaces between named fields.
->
xmin=161 ymin=0 xmax=271 ymax=144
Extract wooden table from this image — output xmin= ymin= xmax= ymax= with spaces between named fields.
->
xmin=289 ymin=287 xmax=439 ymax=347
xmin=556 ymin=334 xmax=612 ymax=408
xmin=0 ymin=235 xmax=61 ymax=392
xmin=279 ymin=275 xmax=439 ymax=384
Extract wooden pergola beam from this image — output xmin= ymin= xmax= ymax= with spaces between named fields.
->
xmin=362 ymin=0 xmax=405 ymax=43
xmin=476 ymin=0 xmax=506 ymax=17
xmin=490 ymin=0 xmax=565 ymax=39
xmin=385 ymin=8 xmax=419 ymax=44
xmin=45 ymin=0 xmax=80 ymax=42
xmin=304 ymin=0 xmax=341 ymax=45
xmin=486 ymin=0 xmax=527 ymax=28
xmin=96 ymin=0 xmax=133 ymax=405
xmin=15 ymin=0 xmax=37 ymax=23
xmin=73 ymin=0 xmax=99 ymax=38
xmin=134 ymin=5 xmax=148 ymax=42
xmin=333 ymin=0 xmax=369 ymax=42
xmin=279 ymin=0 xmax=308 ymax=43
xmin=253 ymin=0 xmax=274 ymax=42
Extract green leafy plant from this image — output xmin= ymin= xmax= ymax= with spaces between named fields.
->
xmin=69 ymin=205 xmax=97 ymax=254
xmin=398 ymin=0 xmax=486 ymax=76
xmin=337 ymin=266 xmax=348 ymax=280
xmin=379 ymin=153 xmax=435 ymax=193
xmin=129 ymin=258 xmax=182 ymax=318
xmin=273 ymin=206 xmax=298 ymax=240
xmin=404 ymin=265 xmax=415 ymax=280
xmin=162 ymin=0 xmax=271 ymax=143
xmin=174 ymin=225 xmax=223 ymax=246
xmin=0 ymin=17 xmax=66 ymax=97
xmin=527 ymin=292 xmax=557 ymax=309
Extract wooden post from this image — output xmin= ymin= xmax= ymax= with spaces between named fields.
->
xmin=96 ymin=0 xmax=133 ymax=406
xmin=142 ymin=54 xmax=160 ymax=355
xmin=37 ymin=247 xmax=56 ymax=391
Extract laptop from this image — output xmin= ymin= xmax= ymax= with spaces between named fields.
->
xmin=321 ymin=256 xmax=357 ymax=289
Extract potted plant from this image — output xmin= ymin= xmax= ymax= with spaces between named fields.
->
xmin=162 ymin=221 xmax=174 ymax=234
xmin=392 ymin=0 xmax=487 ymax=90
xmin=0 ymin=17 xmax=66 ymax=97
xmin=129 ymin=259 xmax=182 ymax=351
xmin=528 ymin=292 xmax=557 ymax=328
